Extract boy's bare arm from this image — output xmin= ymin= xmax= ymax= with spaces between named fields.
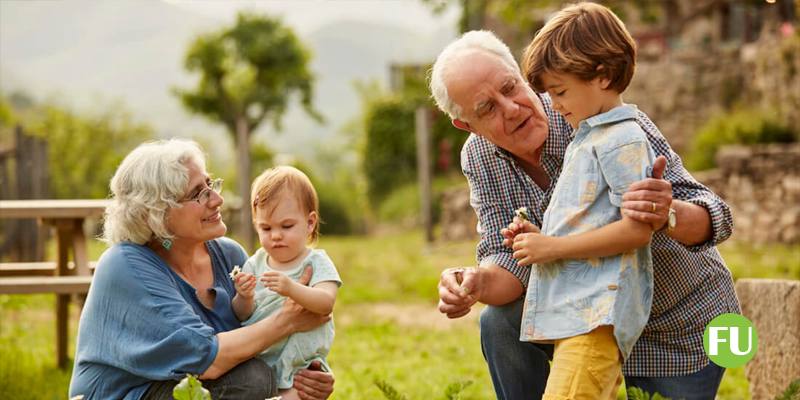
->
xmin=552 ymin=215 xmax=652 ymax=260
xmin=512 ymin=215 xmax=652 ymax=265
xmin=287 ymin=282 xmax=338 ymax=315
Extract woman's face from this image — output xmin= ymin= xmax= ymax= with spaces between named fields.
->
xmin=165 ymin=160 xmax=227 ymax=244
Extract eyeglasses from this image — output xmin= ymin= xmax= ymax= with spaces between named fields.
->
xmin=182 ymin=178 xmax=223 ymax=205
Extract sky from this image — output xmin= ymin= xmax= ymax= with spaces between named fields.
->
xmin=163 ymin=0 xmax=459 ymax=35
xmin=0 ymin=0 xmax=460 ymax=165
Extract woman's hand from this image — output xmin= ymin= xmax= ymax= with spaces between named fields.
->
xmin=275 ymin=266 xmax=330 ymax=333
xmin=294 ymin=360 xmax=335 ymax=400
xmin=233 ymin=272 xmax=256 ymax=299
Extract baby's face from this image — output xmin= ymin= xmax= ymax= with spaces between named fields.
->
xmin=254 ymin=190 xmax=316 ymax=267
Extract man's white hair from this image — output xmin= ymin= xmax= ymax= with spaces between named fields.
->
xmin=102 ymin=139 xmax=206 ymax=245
xmin=429 ymin=30 xmax=520 ymax=120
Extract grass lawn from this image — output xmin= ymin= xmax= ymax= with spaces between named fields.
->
xmin=1 ymin=230 xmax=797 ymax=399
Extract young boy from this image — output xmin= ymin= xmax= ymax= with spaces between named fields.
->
xmin=509 ymin=3 xmax=657 ymax=398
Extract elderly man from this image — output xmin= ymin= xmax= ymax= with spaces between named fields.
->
xmin=430 ymin=30 xmax=739 ymax=399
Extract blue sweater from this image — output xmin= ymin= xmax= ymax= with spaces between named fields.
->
xmin=69 ymin=237 xmax=247 ymax=400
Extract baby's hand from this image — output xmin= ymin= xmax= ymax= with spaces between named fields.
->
xmin=261 ymin=271 xmax=294 ymax=297
xmin=234 ymin=272 xmax=256 ymax=299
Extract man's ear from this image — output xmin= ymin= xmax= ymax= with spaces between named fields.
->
xmin=452 ymin=119 xmax=471 ymax=132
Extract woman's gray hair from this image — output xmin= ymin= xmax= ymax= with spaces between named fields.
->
xmin=429 ymin=30 xmax=520 ymax=120
xmin=102 ymin=139 xmax=206 ymax=245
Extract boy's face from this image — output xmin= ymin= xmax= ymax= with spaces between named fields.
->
xmin=254 ymin=190 xmax=317 ymax=267
xmin=539 ymin=71 xmax=617 ymax=129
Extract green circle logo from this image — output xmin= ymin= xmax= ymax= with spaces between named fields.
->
xmin=703 ymin=313 xmax=758 ymax=368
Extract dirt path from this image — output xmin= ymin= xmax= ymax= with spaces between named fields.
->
xmin=337 ymin=302 xmax=483 ymax=331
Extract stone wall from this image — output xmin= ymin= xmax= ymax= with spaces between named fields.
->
xmin=694 ymin=143 xmax=800 ymax=244
xmin=735 ymin=279 xmax=800 ymax=400
xmin=625 ymin=32 xmax=800 ymax=154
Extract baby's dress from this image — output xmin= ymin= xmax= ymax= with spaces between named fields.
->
xmin=242 ymin=248 xmax=341 ymax=388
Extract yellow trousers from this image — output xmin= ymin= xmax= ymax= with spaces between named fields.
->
xmin=543 ymin=325 xmax=623 ymax=400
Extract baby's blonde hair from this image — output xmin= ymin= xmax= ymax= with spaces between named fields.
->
xmin=251 ymin=165 xmax=320 ymax=243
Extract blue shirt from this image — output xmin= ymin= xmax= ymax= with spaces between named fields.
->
xmin=69 ymin=237 xmax=247 ymax=400
xmin=519 ymin=105 xmax=655 ymax=359
xmin=461 ymin=93 xmax=739 ymax=376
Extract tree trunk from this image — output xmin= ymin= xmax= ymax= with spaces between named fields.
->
xmin=235 ymin=117 xmax=253 ymax=252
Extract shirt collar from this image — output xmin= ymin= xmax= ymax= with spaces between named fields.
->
xmin=580 ymin=104 xmax=638 ymax=129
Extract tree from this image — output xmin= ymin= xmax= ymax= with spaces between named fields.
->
xmin=174 ymin=12 xmax=322 ymax=250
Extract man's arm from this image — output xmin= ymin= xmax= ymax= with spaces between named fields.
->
xmin=628 ymin=112 xmax=734 ymax=248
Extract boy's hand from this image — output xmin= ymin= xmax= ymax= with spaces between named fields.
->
xmin=511 ymin=231 xmax=558 ymax=265
xmin=233 ymin=272 xmax=256 ymax=299
xmin=501 ymin=217 xmax=540 ymax=248
xmin=261 ymin=271 xmax=296 ymax=297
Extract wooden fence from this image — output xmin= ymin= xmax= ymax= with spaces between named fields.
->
xmin=0 ymin=125 xmax=50 ymax=261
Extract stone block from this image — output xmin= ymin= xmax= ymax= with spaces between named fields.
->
xmin=735 ymin=279 xmax=800 ymax=400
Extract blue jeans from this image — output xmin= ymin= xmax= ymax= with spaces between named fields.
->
xmin=479 ymin=298 xmax=725 ymax=400
xmin=142 ymin=358 xmax=277 ymax=400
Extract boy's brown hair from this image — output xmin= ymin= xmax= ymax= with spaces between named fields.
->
xmin=251 ymin=165 xmax=320 ymax=243
xmin=522 ymin=2 xmax=637 ymax=93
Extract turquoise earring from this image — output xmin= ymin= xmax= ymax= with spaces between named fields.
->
xmin=161 ymin=238 xmax=173 ymax=251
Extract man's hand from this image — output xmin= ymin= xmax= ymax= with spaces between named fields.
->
xmin=511 ymin=229 xmax=559 ymax=265
xmin=622 ymin=155 xmax=671 ymax=231
xmin=501 ymin=217 xmax=540 ymax=248
xmin=437 ymin=267 xmax=483 ymax=319
xmin=294 ymin=360 xmax=335 ymax=400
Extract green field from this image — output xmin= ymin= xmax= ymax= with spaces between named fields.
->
xmin=1 ymin=231 xmax=797 ymax=399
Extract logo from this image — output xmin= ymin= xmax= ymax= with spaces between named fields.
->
xmin=703 ymin=313 xmax=758 ymax=368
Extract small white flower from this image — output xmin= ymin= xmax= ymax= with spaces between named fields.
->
xmin=265 ymin=396 xmax=282 ymax=400
xmin=229 ymin=265 xmax=241 ymax=280
xmin=514 ymin=207 xmax=529 ymax=222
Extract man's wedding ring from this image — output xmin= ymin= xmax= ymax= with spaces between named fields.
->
xmin=651 ymin=202 xmax=657 ymax=212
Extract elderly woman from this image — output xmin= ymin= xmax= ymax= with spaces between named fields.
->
xmin=69 ymin=139 xmax=334 ymax=400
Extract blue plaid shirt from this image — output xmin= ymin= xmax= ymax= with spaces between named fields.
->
xmin=462 ymin=93 xmax=741 ymax=377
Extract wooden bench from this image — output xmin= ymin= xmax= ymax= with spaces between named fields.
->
xmin=0 ymin=261 xmax=97 ymax=277
xmin=1 ymin=199 xmax=108 ymax=368
xmin=0 ymin=275 xmax=93 ymax=295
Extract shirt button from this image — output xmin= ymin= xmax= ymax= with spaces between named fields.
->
xmin=607 ymin=284 xmax=619 ymax=291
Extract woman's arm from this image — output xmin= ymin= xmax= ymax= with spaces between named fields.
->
xmin=201 ymin=297 xmax=329 ymax=380
xmin=512 ymin=214 xmax=653 ymax=265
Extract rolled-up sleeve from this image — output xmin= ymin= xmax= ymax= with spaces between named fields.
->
xmin=462 ymin=137 xmax=531 ymax=287
xmin=636 ymin=111 xmax=734 ymax=250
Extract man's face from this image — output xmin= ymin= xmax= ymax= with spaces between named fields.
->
xmin=446 ymin=50 xmax=548 ymax=160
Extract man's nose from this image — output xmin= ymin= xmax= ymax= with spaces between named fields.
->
xmin=499 ymin=96 xmax=520 ymax=119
